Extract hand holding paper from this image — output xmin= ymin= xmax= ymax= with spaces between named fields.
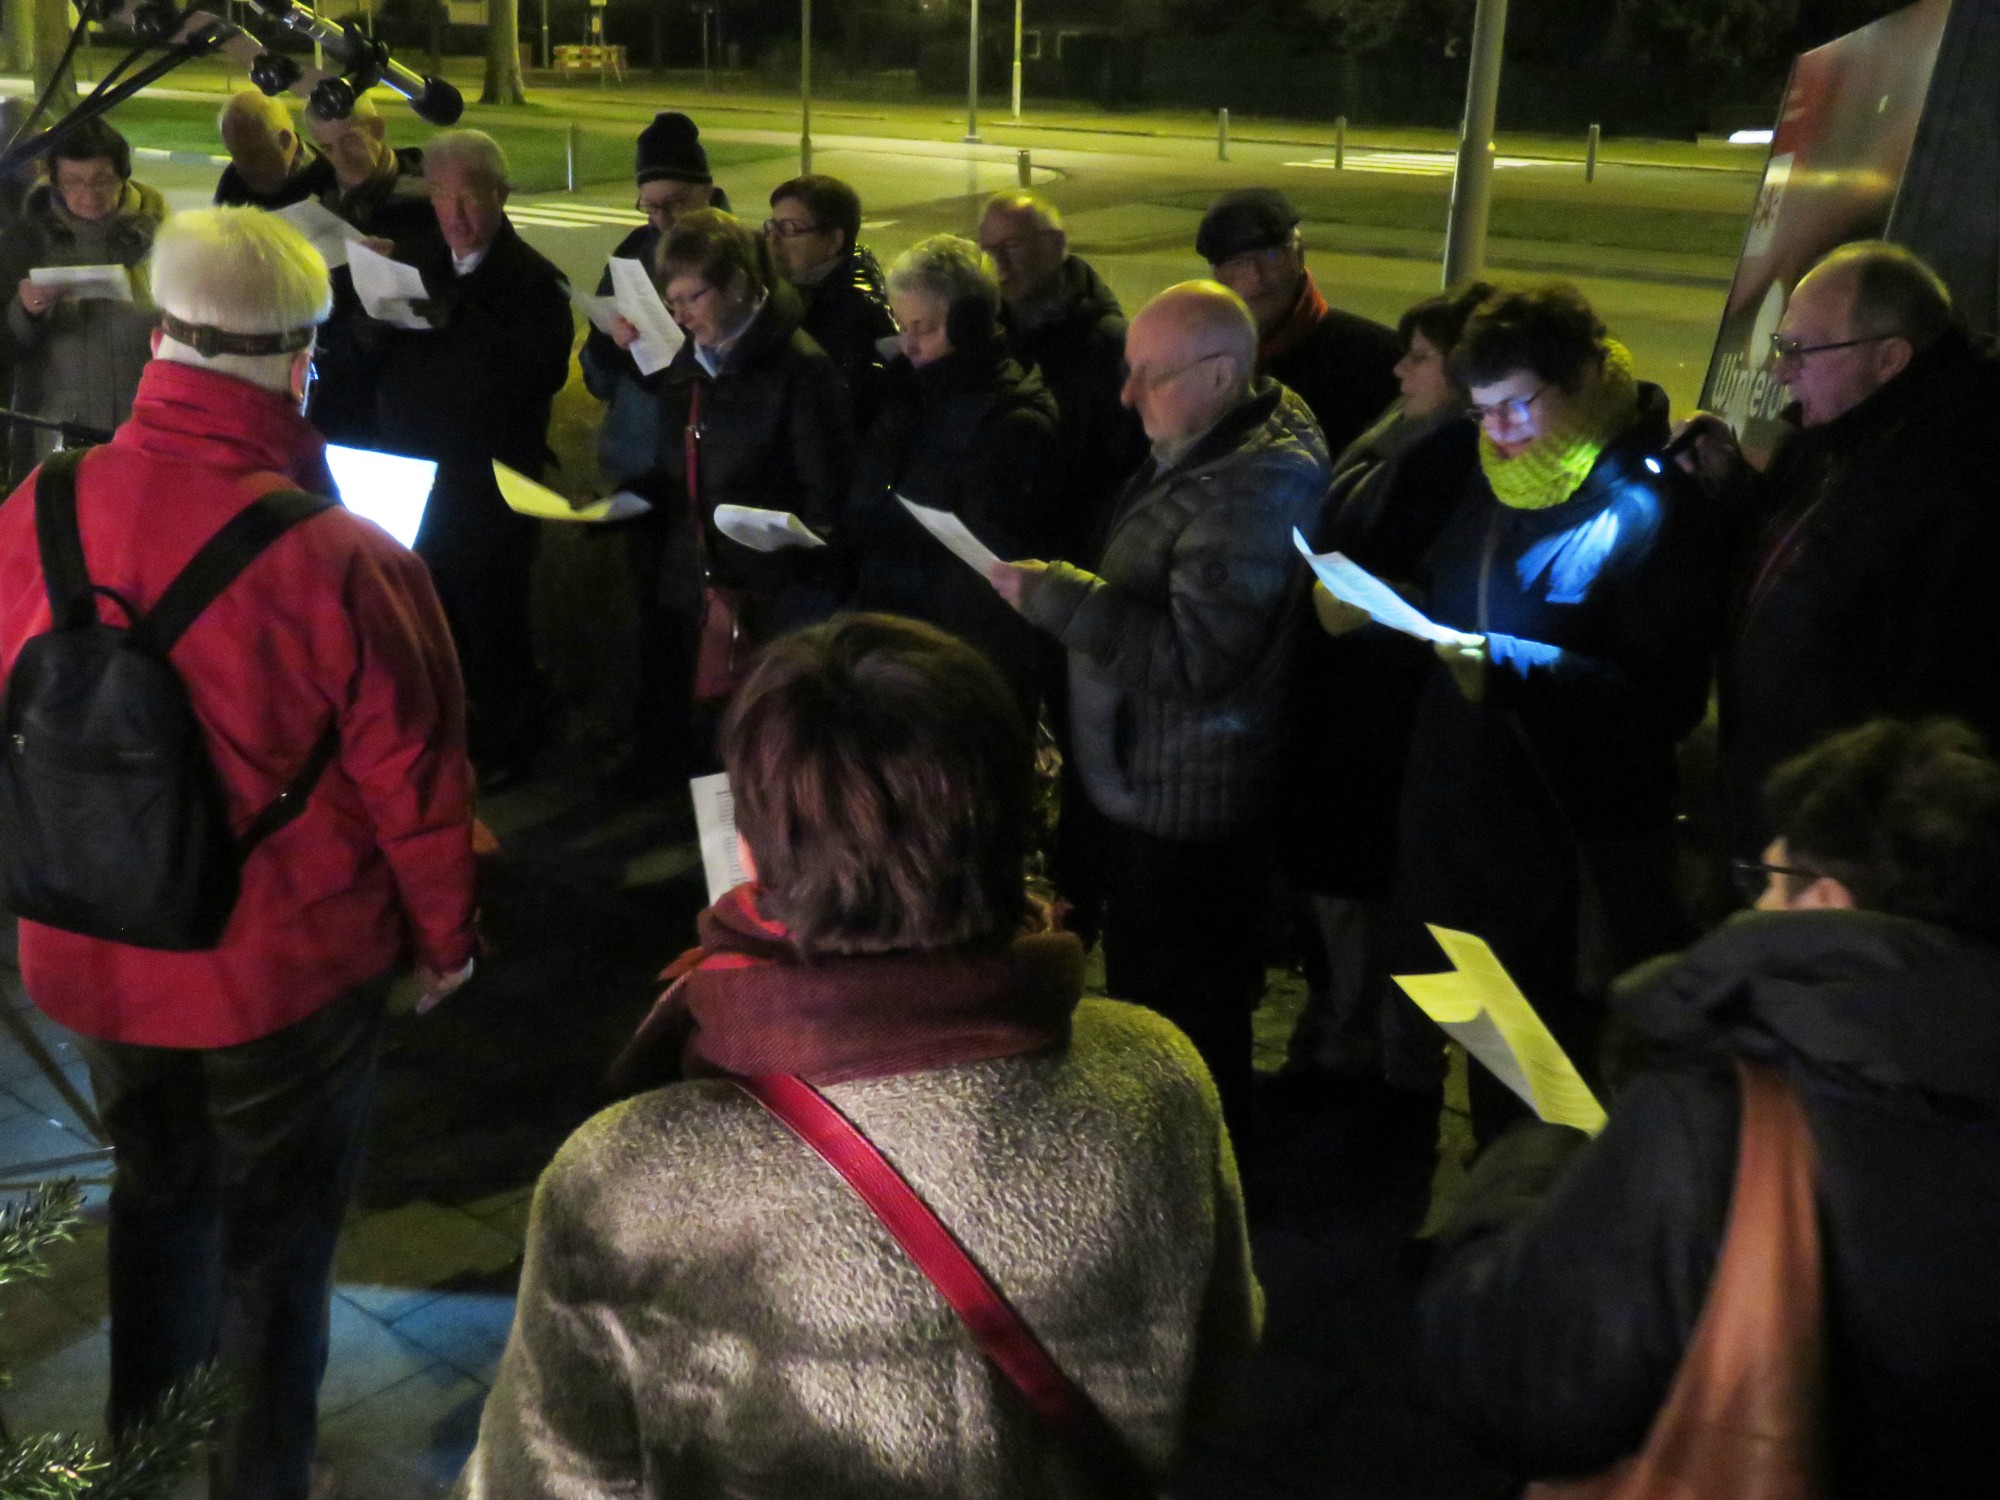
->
xmin=347 ymin=242 xmax=433 ymax=330
xmin=28 ymin=264 xmax=133 ymax=303
xmin=607 ymin=257 xmax=686 ymax=376
xmin=1394 ymin=925 xmax=1608 ymax=1134
xmin=713 ymin=505 xmax=826 ymax=552
xmin=493 ymin=461 xmax=653 ymax=523
xmin=1293 ymin=529 xmax=1470 ymax=646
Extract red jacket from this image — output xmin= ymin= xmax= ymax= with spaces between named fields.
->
xmin=0 ymin=360 xmax=477 ymax=1047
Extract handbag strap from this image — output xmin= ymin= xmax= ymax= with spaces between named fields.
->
xmin=684 ymin=378 xmax=711 ymax=579
xmin=738 ymin=1073 xmax=1159 ymax=1500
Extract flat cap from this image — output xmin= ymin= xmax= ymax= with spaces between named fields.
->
xmin=1196 ymin=188 xmax=1300 ymax=263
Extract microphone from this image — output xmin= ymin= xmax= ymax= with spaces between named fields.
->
xmin=243 ymin=0 xmax=464 ymax=125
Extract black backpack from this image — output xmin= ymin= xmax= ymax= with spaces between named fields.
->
xmin=0 ymin=447 xmax=340 ymax=951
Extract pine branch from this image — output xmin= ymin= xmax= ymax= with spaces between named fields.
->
xmin=0 ymin=1179 xmax=84 ymax=1287
xmin=0 ymin=1431 xmax=110 ymax=1500
xmin=87 ymin=1369 xmax=231 ymax=1500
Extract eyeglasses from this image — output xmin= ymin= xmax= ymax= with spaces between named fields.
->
xmin=1120 ymin=350 xmax=1226 ymax=393
xmin=56 ymin=170 xmax=122 ymax=194
xmin=1467 ymin=385 xmax=1548 ymax=428
xmin=664 ymin=283 xmax=716 ymax=318
xmin=1730 ymin=857 xmax=1822 ymax=904
xmin=1768 ymin=332 xmax=1901 ymax=364
xmin=636 ymin=192 xmax=702 ymax=220
xmin=763 ymin=217 xmax=826 ymax=240
xmin=979 ymin=230 xmax=1057 ymax=262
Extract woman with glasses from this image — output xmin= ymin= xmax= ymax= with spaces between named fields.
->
xmin=1318 ymin=282 xmax=1727 ymax=1144
xmin=847 ymin=235 xmax=1061 ymax=717
xmin=621 ymin=210 xmax=851 ymax=781
xmin=0 ymin=118 xmax=163 ymax=484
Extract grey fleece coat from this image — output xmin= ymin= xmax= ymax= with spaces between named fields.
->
xmin=0 ymin=180 xmax=162 ymax=478
xmin=459 ymin=999 xmax=1261 ymax=1499
xmin=1023 ymin=380 xmax=1331 ymax=840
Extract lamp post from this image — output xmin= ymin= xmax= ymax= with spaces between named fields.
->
xmin=1011 ymin=0 xmax=1022 ymax=121
xmin=1442 ymin=0 xmax=1509 ymax=287
xmin=801 ymin=0 xmax=813 ymax=172
xmin=539 ymin=0 xmax=551 ymax=70
xmin=965 ymin=0 xmax=981 ymax=142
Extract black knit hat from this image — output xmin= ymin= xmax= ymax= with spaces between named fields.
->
xmin=636 ymin=111 xmax=712 ymax=186
xmin=1196 ymin=188 xmax=1300 ymax=263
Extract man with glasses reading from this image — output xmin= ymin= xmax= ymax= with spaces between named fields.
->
xmin=1675 ymin=240 xmax=2000 ymax=860
xmin=765 ymin=175 xmax=895 ymax=431
xmin=989 ymin=281 xmax=1331 ymax=1135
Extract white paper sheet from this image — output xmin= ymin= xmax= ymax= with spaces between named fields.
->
xmin=324 ymin=444 xmax=436 ymax=548
xmin=713 ymin=504 xmax=826 ymax=552
xmin=573 ymin=291 xmax=621 ymax=337
xmin=607 ymin=257 xmax=685 ymax=376
xmin=492 ymin=461 xmax=652 ymax=523
xmin=275 ymin=198 xmax=358 ymax=269
xmin=1291 ymin=529 xmax=1465 ymax=646
xmin=690 ymin=772 xmax=750 ymax=904
xmin=1393 ymin=926 xmax=1608 ymax=1134
xmin=897 ymin=495 xmax=1008 ymax=575
xmin=29 ymin=264 xmax=132 ymax=302
xmin=347 ymin=242 xmax=433 ymax=330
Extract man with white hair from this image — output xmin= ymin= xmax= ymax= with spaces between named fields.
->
xmin=0 ymin=208 xmax=475 ymax=1499
xmin=359 ymin=129 xmax=572 ymax=791
xmin=991 ymin=281 xmax=1331 ymax=1131
xmin=213 ymin=88 xmax=333 ymax=210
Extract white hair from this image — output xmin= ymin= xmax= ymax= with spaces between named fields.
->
xmin=423 ymin=129 xmax=510 ymax=195
xmin=149 ymin=207 xmax=331 ymax=393
xmin=887 ymin=235 xmax=998 ymax=314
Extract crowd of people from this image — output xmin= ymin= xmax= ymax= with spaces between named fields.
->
xmin=1 ymin=90 xmax=1998 ymax=1500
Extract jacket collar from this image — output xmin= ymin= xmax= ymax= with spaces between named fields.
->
xmin=1154 ymin=379 xmax=1285 ymax=479
xmin=109 ymin=361 xmax=327 ymax=485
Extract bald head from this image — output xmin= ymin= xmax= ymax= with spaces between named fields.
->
xmin=1776 ymin=242 xmax=1953 ymax=426
xmin=978 ymin=191 xmax=1067 ymax=307
xmin=1121 ymin=281 xmax=1258 ymax=445
xmin=219 ymin=90 xmax=302 ymax=197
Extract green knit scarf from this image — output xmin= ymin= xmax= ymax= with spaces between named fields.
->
xmin=1479 ymin=339 xmax=1639 ymax=510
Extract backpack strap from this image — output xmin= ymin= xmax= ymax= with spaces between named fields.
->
xmin=238 ymin=717 xmax=341 ymax=859
xmin=143 ymin=488 xmax=338 ymax=654
xmin=30 ymin=448 xmax=98 ymax=631
xmin=737 ymin=1073 xmax=1161 ymax=1500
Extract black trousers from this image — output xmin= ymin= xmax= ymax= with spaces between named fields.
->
xmin=1096 ymin=820 xmax=1269 ymax=1136
xmin=419 ymin=519 xmax=540 ymax=774
xmin=73 ymin=981 xmax=389 ymax=1500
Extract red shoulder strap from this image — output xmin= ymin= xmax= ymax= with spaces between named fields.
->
xmin=738 ymin=1073 xmax=1159 ymax=1500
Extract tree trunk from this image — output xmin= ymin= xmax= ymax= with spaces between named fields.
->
xmin=483 ymin=0 xmax=528 ymax=105
xmin=11 ymin=0 xmax=80 ymax=115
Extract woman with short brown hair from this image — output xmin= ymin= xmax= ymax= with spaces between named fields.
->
xmin=463 ymin=614 xmax=1259 ymax=1499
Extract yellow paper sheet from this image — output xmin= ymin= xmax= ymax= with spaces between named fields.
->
xmin=492 ymin=462 xmax=650 ymax=524
xmin=1393 ymin=925 xmax=1608 ymax=1135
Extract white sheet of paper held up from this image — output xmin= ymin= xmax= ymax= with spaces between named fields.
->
xmin=1292 ymin=529 xmax=1465 ymax=646
xmin=898 ymin=496 xmax=1008 ymax=575
xmin=29 ymin=264 xmax=132 ymax=302
xmin=275 ymin=198 xmax=358 ymax=269
xmin=713 ymin=504 xmax=826 ymax=552
xmin=1393 ymin=926 xmax=1609 ymax=1134
xmin=607 ymin=257 xmax=685 ymax=376
xmin=346 ymin=241 xmax=433 ymax=330
xmin=324 ymin=444 xmax=436 ymax=548
xmin=573 ymin=292 xmax=621 ymax=336
xmin=690 ymin=772 xmax=750 ymax=905
xmin=492 ymin=461 xmax=652 ymax=523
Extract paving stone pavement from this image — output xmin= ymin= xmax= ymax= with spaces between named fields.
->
xmin=0 ymin=778 xmax=1521 ymax=1499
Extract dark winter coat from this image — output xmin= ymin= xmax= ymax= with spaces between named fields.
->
xmin=1719 ymin=330 xmax=2000 ymax=856
xmin=1000 ymin=255 xmax=1145 ymax=565
xmin=796 ymin=245 xmax=898 ymax=434
xmin=1283 ymin=403 xmax=1478 ymax=896
xmin=849 ymin=335 xmax=1063 ymax=709
xmin=1422 ymin=908 xmax=2000 ymax=1498
xmin=578 ymin=222 xmax=664 ymax=482
xmin=212 ymin=146 xmax=336 ymax=210
xmin=1022 ymin=380 xmax=1331 ymax=841
xmin=1392 ymin=385 xmax=1727 ymax=1022
xmin=646 ymin=280 xmax=854 ymax=627
xmin=363 ymin=220 xmax=574 ymax=565
xmin=1265 ymin=299 xmax=1401 ymax=463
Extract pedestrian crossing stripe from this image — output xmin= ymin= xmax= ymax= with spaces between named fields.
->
xmin=1284 ymin=150 xmax=1543 ymax=176
xmin=508 ymin=202 xmax=650 ymax=228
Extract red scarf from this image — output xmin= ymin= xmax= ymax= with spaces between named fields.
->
xmin=1258 ymin=270 xmax=1330 ymax=372
xmin=607 ymin=885 xmax=1086 ymax=1095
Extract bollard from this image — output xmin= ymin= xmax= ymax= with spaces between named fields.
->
xmin=1218 ymin=107 xmax=1229 ymax=162
xmin=565 ymin=123 xmax=579 ymax=194
xmin=1585 ymin=122 xmax=1600 ymax=183
xmin=1016 ymin=148 xmax=1032 ymax=188
xmin=1335 ymin=115 xmax=1346 ymax=170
